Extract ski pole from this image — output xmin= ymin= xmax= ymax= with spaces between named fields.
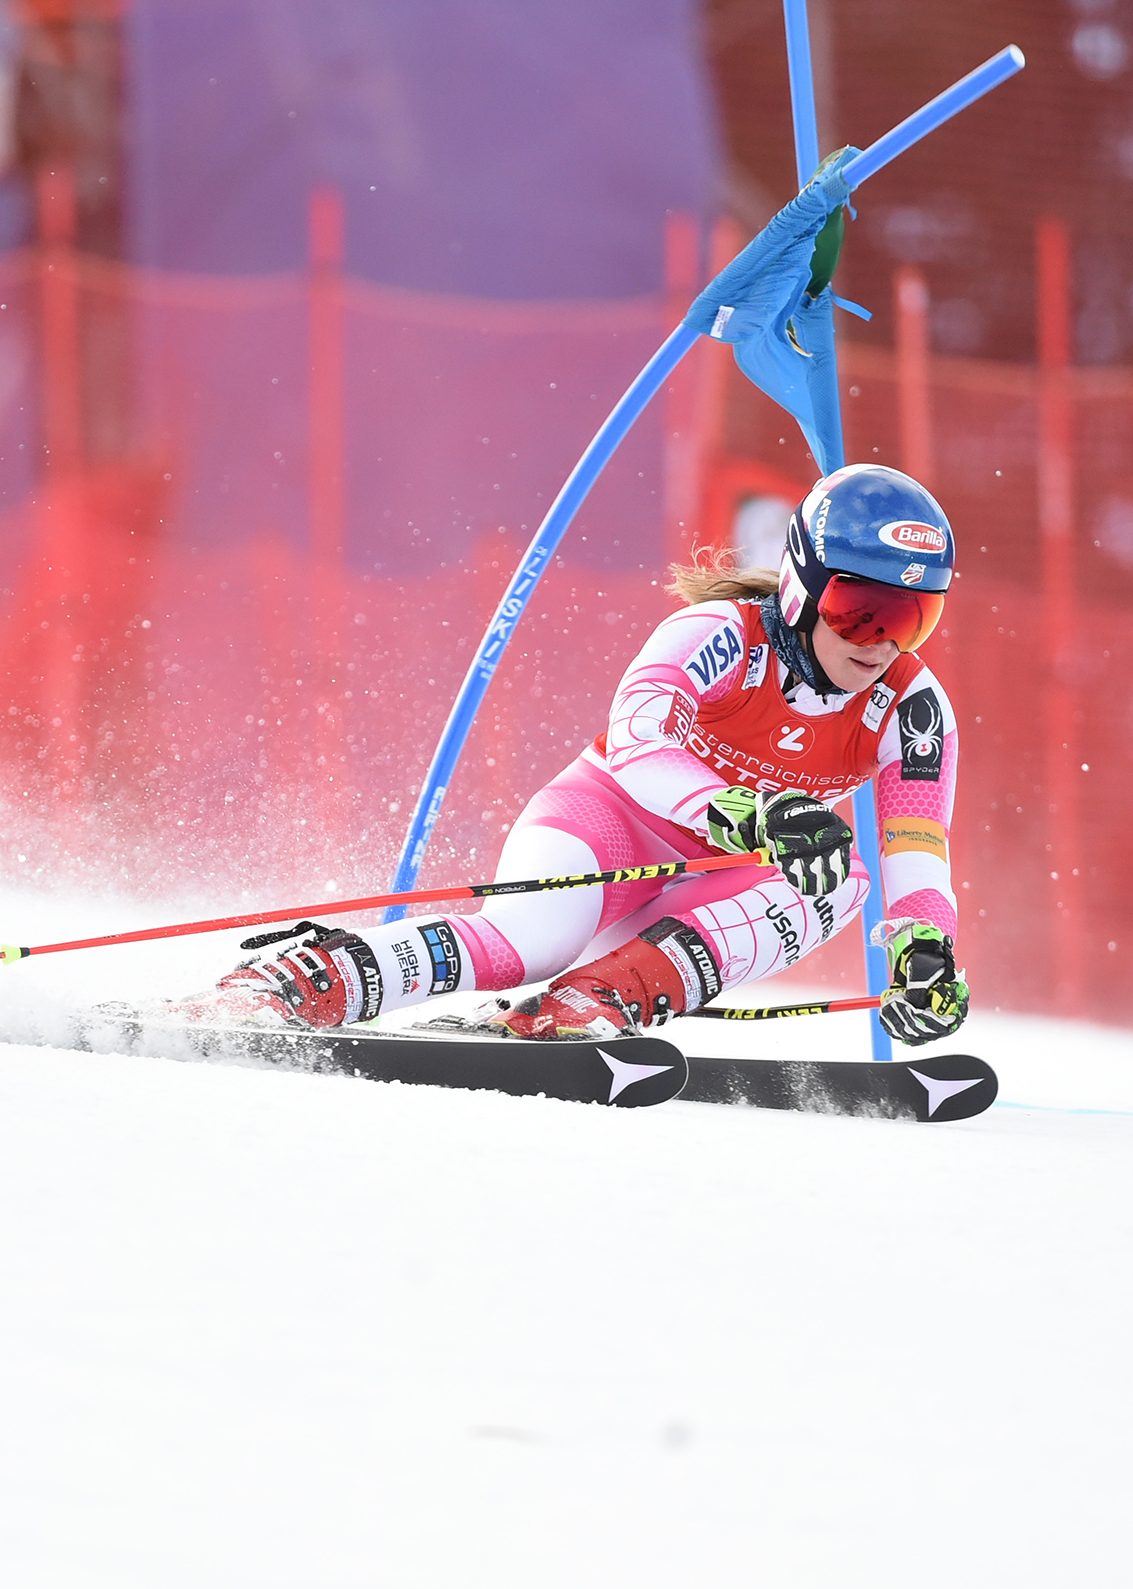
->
xmin=692 ymin=994 xmax=881 ymax=1020
xmin=0 ymin=848 xmax=772 ymax=964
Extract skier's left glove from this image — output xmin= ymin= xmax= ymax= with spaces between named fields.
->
xmin=706 ymin=786 xmax=853 ymax=896
xmin=878 ymin=922 xmax=970 ymax=1047
xmin=215 ymin=921 xmax=383 ymax=1029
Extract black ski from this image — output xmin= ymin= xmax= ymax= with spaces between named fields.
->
xmin=74 ymin=1011 xmax=690 ymax=1108
xmin=682 ymin=1051 xmax=998 ymax=1121
xmin=46 ymin=1010 xmax=998 ymax=1119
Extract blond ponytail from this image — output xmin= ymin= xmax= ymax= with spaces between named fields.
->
xmin=667 ymin=545 xmax=780 ymax=606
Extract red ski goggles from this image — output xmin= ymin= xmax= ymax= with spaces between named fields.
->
xmin=817 ymin=574 xmax=946 ymax=652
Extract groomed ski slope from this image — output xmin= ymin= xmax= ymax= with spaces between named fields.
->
xmin=1 ymin=897 xmax=1131 ymax=1588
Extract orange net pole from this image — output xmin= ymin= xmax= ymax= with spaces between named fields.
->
xmin=1036 ymin=215 xmax=1083 ymax=1014
xmin=894 ymin=265 xmax=934 ymax=484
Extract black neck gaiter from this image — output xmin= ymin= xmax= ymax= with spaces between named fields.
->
xmin=758 ymin=594 xmax=846 ymax=697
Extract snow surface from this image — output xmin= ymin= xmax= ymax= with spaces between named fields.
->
xmin=2 ymin=892 xmax=1132 ymax=1587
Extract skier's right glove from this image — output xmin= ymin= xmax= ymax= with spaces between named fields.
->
xmin=706 ymin=786 xmax=853 ymax=896
xmin=878 ymin=922 xmax=970 ymax=1047
xmin=215 ymin=921 xmax=383 ymax=1029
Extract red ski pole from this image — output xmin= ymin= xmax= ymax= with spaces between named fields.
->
xmin=1 ymin=849 xmax=772 ymax=963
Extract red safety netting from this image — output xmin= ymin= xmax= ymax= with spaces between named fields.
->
xmin=0 ymin=234 xmax=1127 ymax=1025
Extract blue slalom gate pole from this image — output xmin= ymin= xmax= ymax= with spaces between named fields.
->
xmin=386 ymin=35 xmax=1025 ymax=924
xmin=383 ymin=324 xmax=698 ymax=920
xmin=781 ymin=10 xmax=1023 ymax=1056
xmin=783 ymin=0 xmax=890 ymax=1058
xmin=841 ymin=46 xmax=1024 ymax=191
xmin=782 ymin=0 xmax=820 ymax=180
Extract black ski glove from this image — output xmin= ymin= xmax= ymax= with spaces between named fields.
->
xmin=706 ymin=787 xmax=853 ymax=897
xmin=878 ymin=923 xmax=970 ymax=1047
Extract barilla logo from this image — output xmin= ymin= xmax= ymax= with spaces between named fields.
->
xmin=878 ymin=520 xmax=947 ymax=554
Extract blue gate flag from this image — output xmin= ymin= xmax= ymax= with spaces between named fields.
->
xmin=683 ymin=148 xmax=858 ymax=477
xmin=386 ymin=44 xmax=1024 ymax=934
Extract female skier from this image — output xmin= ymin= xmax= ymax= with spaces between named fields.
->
xmin=213 ymin=462 xmax=969 ymax=1048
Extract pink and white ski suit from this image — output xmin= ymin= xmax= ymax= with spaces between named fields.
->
xmin=359 ymin=598 xmax=959 ymax=1016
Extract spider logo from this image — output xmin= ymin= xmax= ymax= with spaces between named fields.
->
xmin=902 ymin=695 xmax=943 ymax=760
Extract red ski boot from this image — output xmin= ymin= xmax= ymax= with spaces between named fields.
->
xmin=207 ymin=922 xmax=383 ymax=1028
xmin=488 ymin=917 xmax=722 ymax=1040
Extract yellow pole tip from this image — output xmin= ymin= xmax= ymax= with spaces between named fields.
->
xmin=0 ymin=944 xmax=29 ymax=965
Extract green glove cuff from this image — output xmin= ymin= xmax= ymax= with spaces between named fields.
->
xmin=885 ymin=921 xmax=943 ymax=973
xmin=705 ymin=786 xmax=761 ymax=853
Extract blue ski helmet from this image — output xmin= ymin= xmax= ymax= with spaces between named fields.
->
xmin=779 ymin=464 xmax=955 ymax=636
